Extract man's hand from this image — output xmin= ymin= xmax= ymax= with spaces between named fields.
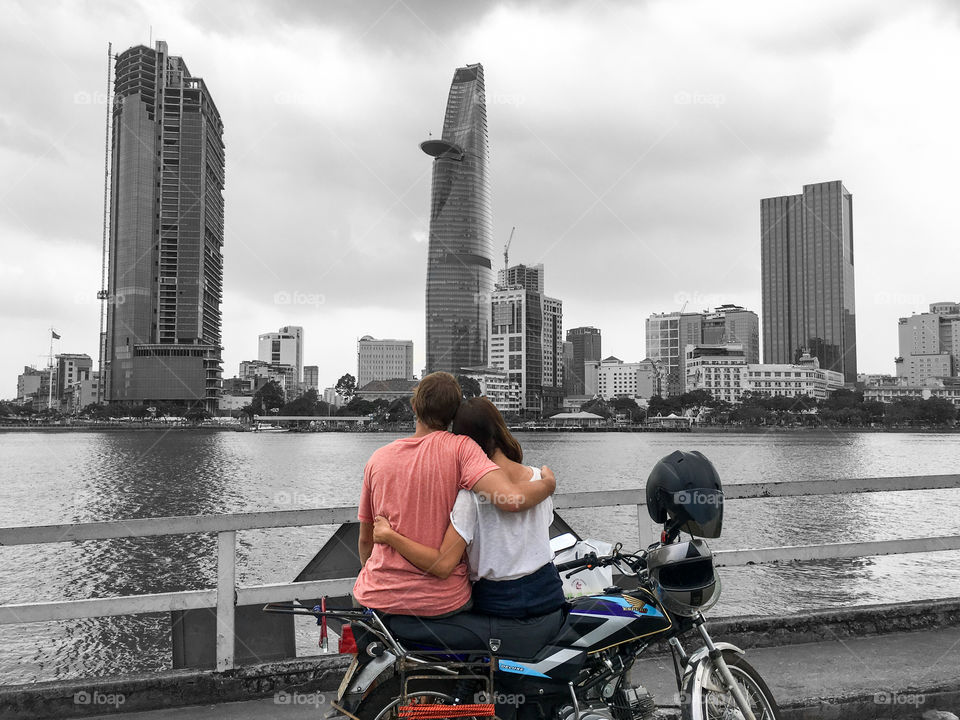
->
xmin=372 ymin=515 xmax=395 ymax=545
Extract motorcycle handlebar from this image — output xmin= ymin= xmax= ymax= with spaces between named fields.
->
xmin=555 ymin=552 xmax=599 ymax=572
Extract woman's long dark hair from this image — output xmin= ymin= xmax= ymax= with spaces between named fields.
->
xmin=452 ymin=397 xmax=523 ymax=463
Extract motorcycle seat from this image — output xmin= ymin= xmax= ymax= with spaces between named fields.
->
xmin=382 ymin=609 xmax=565 ymax=660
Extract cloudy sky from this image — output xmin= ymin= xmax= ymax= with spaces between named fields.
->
xmin=3 ymin=0 xmax=960 ymax=396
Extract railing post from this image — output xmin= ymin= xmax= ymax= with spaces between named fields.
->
xmin=216 ymin=530 xmax=236 ymax=671
xmin=637 ymin=504 xmax=660 ymax=550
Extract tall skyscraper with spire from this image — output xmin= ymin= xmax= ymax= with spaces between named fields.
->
xmin=421 ymin=63 xmax=493 ymax=374
xmin=104 ymin=41 xmax=224 ymax=410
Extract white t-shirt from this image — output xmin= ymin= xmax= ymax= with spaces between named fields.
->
xmin=449 ymin=466 xmax=555 ymax=582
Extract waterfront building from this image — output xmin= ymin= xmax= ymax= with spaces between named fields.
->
xmin=239 ymin=360 xmax=298 ymax=401
xmin=645 ymin=312 xmax=704 ymax=397
xmin=864 ymin=376 xmax=960 ymax=407
xmin=56 ymin=354 xmax=93 ymax=401
xmin=259 ymin=326 xmax=303 ymax=382
xmin=62 ymin=369 xmax=100 ymax=414
xmin=103 ymin=41 xmax=225 ymax=411
xmin=459 ymin=366 xmax=522 ymax=415
xmin=422 ymin=63 xmax=493 ymax=374
xmin=16 ymin=366 xmax=50 ymax=409
xmin=895 ymin=303 xmax=960 ymax=384
xmin=684 ymin=344 xmax=748 ymax=404
xmin=546 ymin=411 xmax=605 ymax=428
xmin=357 ymin=337 xmax=414 ymax=387
xmin=761 ymin=180 xmax=857 ymax=382
xmin=702 ymin=305 xmax=759 ymax=364
xmin=565 ymin=327 xmax=601 ymax=397
xmin=489 ymin=265 xmax=563 ymax=415
xmin=303 ymin=365 xmax=319 ymax=392
xmin=585 ymin=357 xmax=654 ymax=401
xmin=354 ymin=379 xmax=418 ymax=402
xmin=685 ymin=345 xmax=842 ymax=403
xmin=636 ymin=358 xmax=665 ymax=400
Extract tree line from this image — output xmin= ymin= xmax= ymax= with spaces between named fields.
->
xmin=573 ymin=389 xmax=956 ymax=428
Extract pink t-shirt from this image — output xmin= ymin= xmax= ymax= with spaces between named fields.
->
xmin=353 ymin=431 xmax=500 ymax=616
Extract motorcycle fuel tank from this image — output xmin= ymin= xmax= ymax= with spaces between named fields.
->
xmin=555 ymin=590 xmax=672 ymax=653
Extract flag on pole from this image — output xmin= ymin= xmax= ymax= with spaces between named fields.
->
xmin=51 ymin=330 xmax=61 ymax=340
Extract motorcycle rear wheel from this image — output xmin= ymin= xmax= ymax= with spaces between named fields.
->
xmin=681 ymin=649 xmax=781 ymax=720
xmin=355 ymin=676 xmax=494 ymax=720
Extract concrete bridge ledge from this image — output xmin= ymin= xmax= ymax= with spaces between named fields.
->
xmin=0 ymin=655 xmax=351 ymax=719
xmin=1 ymin=598 xmax=958 ymax=719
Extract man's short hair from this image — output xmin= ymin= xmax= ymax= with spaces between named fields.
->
xmin=411 ymin=372 xmax=462 ymax=430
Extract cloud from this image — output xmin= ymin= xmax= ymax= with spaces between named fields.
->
xmin=3 ymin=0 xmax=960 ymax=395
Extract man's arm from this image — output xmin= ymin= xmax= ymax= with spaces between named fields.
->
xmin=358 ymin=521 xmax=374 ymax=566
xmin=472 ymin=466 xmax=556 ymax=512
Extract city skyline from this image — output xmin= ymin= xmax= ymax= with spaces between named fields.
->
xmin=4 ymin=1 xmax=960 ymax=396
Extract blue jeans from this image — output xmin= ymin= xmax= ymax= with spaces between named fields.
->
xmin=471 ymin=562 xmax=567 ymax=618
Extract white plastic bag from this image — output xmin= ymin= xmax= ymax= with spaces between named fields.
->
xmin=553 ymin=538 xmax=614 ymax=599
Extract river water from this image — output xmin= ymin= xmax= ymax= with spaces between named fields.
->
xmin=1 ymin=429 xmax=959 ymax=684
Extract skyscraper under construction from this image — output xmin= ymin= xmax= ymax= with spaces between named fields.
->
xmin=104 ymin=41 xmax=224 ymax=410
xmin=421 ymin=64 xmax=494 ymax=375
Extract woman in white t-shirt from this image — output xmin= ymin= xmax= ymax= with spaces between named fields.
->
xmin=373 ymin=397 xmax=566 ymax=618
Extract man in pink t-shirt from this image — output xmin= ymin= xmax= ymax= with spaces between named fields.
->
xmin=353 ymin=372 xmax=555 ymax=617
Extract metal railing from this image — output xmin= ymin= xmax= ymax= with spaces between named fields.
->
xmin=1 ymin=474 xmax=959 ymax=673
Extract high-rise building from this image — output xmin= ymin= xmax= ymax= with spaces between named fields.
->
xmin=702 ymin=305 xmax=760 ymax=364
xmin=489 ymin=264 xmax=563 ymax=415
xmin=421 ymin=64 xmax=493 ymax=374
xmin=103 ymin=41 xmax=225 ymax=411
xmin=645 ymin=312 xmax=703 ymax=397
xmin=357 ymin=337 xmax=414 ymax=387
xmin=565 ymin=327 xmax=602 ymax=397
xmin=761 ymin=180 xmax=857 ymax=382
xmin=895 ymin=302 xmax=960 ymax=384
xmin=303 ymin=365 xmax=319 ymax=391
xmin=259 ymin=326 xmax=303 ymax=382
xmin=497 ymin=264 xmax=544 ymax=295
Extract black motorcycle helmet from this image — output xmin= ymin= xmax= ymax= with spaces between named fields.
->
xmin=646 ymin=450 xmax=724 ymax=538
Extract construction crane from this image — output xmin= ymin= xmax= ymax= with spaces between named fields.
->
xmin=503 ymin=226 xmax=515 ymax=272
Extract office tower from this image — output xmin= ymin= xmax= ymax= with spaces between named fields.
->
xmin=497 ymin=263 xmax=544 ymax=294
xmin=421 ymin=64 xmax=493 ymax=374
xmin=357 ymin=337 xmax=415 ymax=387
xmin=303 ymin=366 xmax=319 ymax=391
xmin=259 ymin=326 xmax=303 ymax=381
xmin=565 ymin=327 xmax=602 ymax=397
xmin=896 ymin=302 xmax=960 ymax=384
xmin=702 ymin=305 xmax=760 ymax=364
xmin=761 ymin=180 xmax=857 ymax=382
xmin=645 ymin=312 xmax=703 ymax=397
xmin=104 ymin=41 xmax=225 ymax=410
xmin=489 ymin=264 xmax=563 ymax=415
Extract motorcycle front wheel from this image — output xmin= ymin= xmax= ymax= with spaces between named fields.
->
xmin=681 ymin=649 xmax=781 ymax=720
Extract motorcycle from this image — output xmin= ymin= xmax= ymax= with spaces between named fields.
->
xmin=265 ymin=517 xmax=780 ymax=720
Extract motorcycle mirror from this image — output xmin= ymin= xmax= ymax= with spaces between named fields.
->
xmin=550 ymin=532 xmax=578 ymax=553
